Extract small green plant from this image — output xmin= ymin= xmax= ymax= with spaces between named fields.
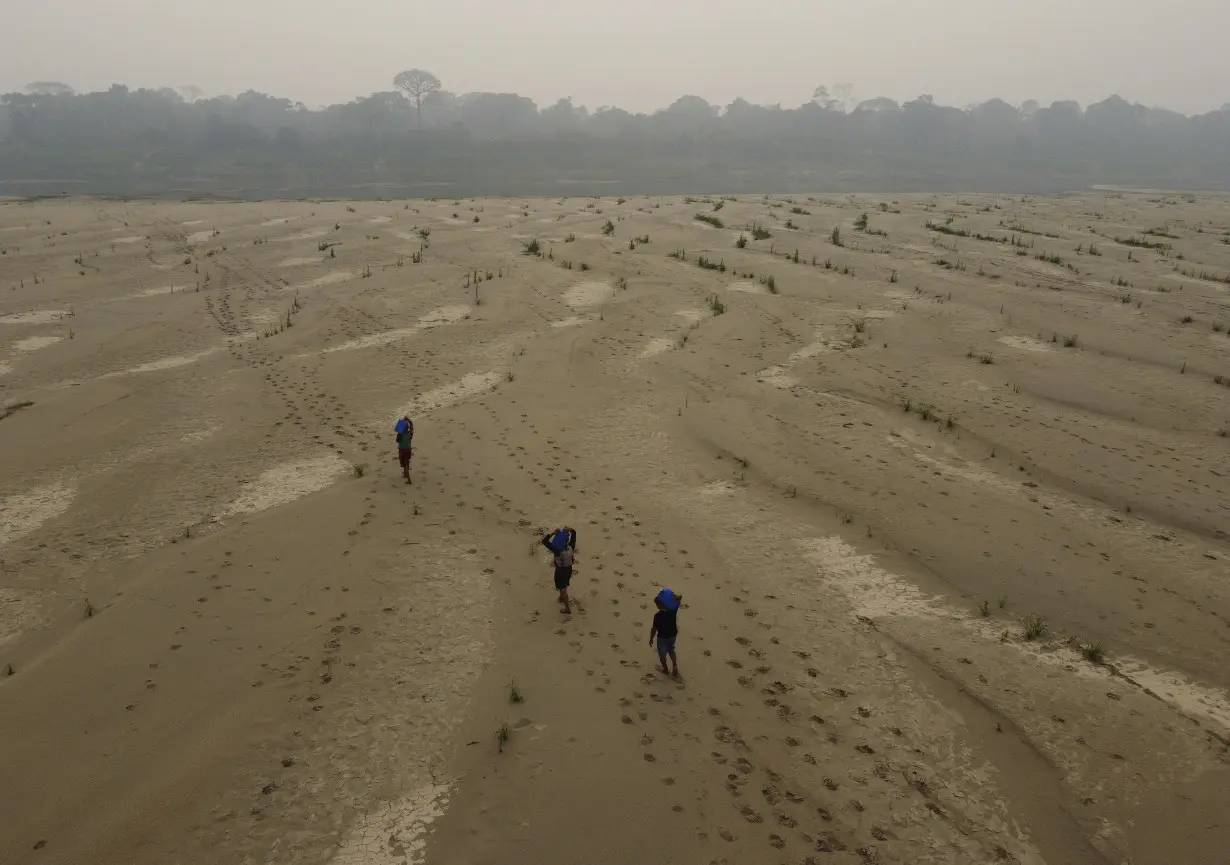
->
xmin=707 ymin=294 xmax=727 ymax=315
xmin=735 ymin=234 xmax=748 ymax=249
xmin=1181 ymin=315 xmax=1193 ymax=324
xmin=998 ymin=595 xmax=1008 ymax=609
xmin=831 ymin=226 xmax=843 ymax=247
xmin=853 ymin=318 xmax=867 ymax=334
xmin=854 ymin=213 xmax=869 ymax=232
xmin=979 ymin=600 xmax=990 ymax=617
xmin=889 ymin=269 xmax=898 ymax=283
xmin=84 ymin=598 xmax=95 ymax=619
xmin=979 ymin=353 xmax=994 ymax=365
xmin=579 ymin=262 xmax=590 ymax=271
xmin=564 ymin=233 xmax=576 ymax=243
xmin=522 ymin=238 xmax=541 ymax=256
xmin=695 ymin=213 xmax=724 ymax=229
xmin=602 ymin=220 xmax=615 ymax=236
xmin=1062 ymin=334 xmax=1078 ymax=348
xmin=1080 ymin=641 xmax=1105 ymax=664
xmin=509 ymin=681 xmax=524 ymax=703
xmin=761 ymin=274 xmax=777 ymax=294
xmin=497 ymin=722 xmax=511 ymax=752
xmin=750 ymin=223 xmax=772 ymax=241
xmin=351 ymin=463 xmax=366 ymax=478
xmin=1022 ymin=614 xmax=1048 ymax=641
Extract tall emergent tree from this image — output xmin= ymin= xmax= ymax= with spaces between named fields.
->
xmin=393 ymin=69 xmax=442 ymax=128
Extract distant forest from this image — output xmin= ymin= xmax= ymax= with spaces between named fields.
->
xmin=1 ymin=74 xmax=1228 ymax=198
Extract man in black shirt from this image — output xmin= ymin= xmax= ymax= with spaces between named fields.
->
xmin=649 ymin=587 xmax=683 ymax=677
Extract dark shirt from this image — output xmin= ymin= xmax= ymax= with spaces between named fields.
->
xmin=652 ymin=609 xmax=679 ymax=639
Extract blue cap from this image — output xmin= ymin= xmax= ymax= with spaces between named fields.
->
xmin=656 ymin=588 xmax=680 ymax=610
xmin=394 ymin=418 xmax=410 ymax=434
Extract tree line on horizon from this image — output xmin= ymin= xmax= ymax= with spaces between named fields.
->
xmin=1 ymin=72 xmax=1227 ymax=197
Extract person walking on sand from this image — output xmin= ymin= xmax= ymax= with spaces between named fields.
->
xmin=394 ymin=416 xmax=414 ymax=484
xmin=649 ymin=588 xmax=683 ymax=677
xmin=542 ymin=526 xmax=578 ymax=614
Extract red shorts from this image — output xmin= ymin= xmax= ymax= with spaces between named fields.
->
xmin=398 ymin=449 xmax=412 ymax=468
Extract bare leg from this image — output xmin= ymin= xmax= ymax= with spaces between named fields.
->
xmin=668 ymin=650 xmax=679 ymax=677
xmin=559 ymin=588 xmax=571 ymax=615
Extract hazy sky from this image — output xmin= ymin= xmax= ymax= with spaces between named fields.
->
xmin=5 ymin=0 xmax=1228 ymax=114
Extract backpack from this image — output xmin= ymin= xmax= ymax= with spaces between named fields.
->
xmin=546 ymin=528 xmax=576 ymax=553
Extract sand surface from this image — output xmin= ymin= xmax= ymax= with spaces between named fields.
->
xmin=1 ymin=192 xmax=1229 ymax=865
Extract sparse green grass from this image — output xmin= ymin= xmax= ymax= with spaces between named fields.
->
xmin=707 ymin=294 xmax=727 ymax=315
xmin=853 ymin=318 xmax=867 ymax=334
xmin=854 ymin=213 xmax=869 ymax=231
xmin=695 ymin=213 xmax=724 ymax=229
xmin=564 ymin=233 xmax=576 ymax=243
xmin=761 ymin=274 xmax=777 ymax=294
xmin=1022 ymin=614 xmax=1048 ymax=641
xmin=830 ymin=226 xmax=843 ymax=247
xmin=1181 ymin=315 xmax=1194 ymax=324
xmin=522 ymin=238 xmax=541 ymax=256
xmin=1080 ymin=641 xmax=1106 ymax=664
xmin=84 ymin=598 xmax=95 ymax=619
xmin=1062 ymin=334 xmax=1079 ymax=348
xmin=496 ymin=722 xmax=511 ymax=752
xmin=979 ymin=600 xmax=991 ymax=617
xmin=602 ymin=219 xmax=615 ymax=236
xmin=509 ymin=681 xmax=524 ymax=703
xmin=750 ymin=223 xmax=772 ymax=241
xmin=735 ymin=234 xmax=748 ymax=249
xmin=351 ymin=463 xmax=367 ymax=478
xmin=579 ymin=262 xmax=590 ymax=271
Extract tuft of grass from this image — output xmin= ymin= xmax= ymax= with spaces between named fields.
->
xmin=496 ymin=722 xmax=511 ymax=752
xmin=707 ymin=294 xmax=727 ymax=316
xmin=735 ymin=234 xmax=748 ymax=249
xmin=695 ymin=213 xmax=724 ymax=229
xmin=1080 ymin=641 xmax=1106 ymax=664
xmin=750 ymin=223 xmax=772 ymax=241
xmin=351 ymin=463 xmax=367 ymax=478
xmin=1022 ymin=614 xmax=1048 ymax=641
xmin=998 ymin=595 xmax=1008 ymax=609
xmin=979 ymin=600 xmax=990 ymax=617
xmin=509 ymin=681 xmax=524 ymax=704
xmin=602 ymin=219 xmax=615 ymax=236
xmin=84 ymin=598 xmax=95 ymax=619
xmin=979 ymin=353 xmax=995 ymax=365
xmin=578 ymin=262 xmax=590 ymax=271
xmin=522 ymin=238 xmax=541 ymax=256
xmin=830 ymin=226 xmax=843 ymax=247
xmin=761 ymin=274 xmax=777 ymax=294
xmin=853 ymin=318 xmax=867 ymax=334
xmin=1062 ymin=334 xmax=1078 ymax=348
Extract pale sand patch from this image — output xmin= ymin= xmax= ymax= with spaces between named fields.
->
xmin=273 ymin=228 xmax=328 ymax=242
xmin=179 ymin=220 xmax=203 ymax=226
xmin=998 ymin=335 xmax=1053 ymax=352
xmin=0 ymin=361 xmax=12 ymax=376
xmin=187 ymin=230 xmax=214 ymax=243
xmin=675 ymin=309 xmax=706 ymax=324
xmin=400 ymin=371 xmax=502 ymax=417
xmin=13 ymin=335 xmax=63 ymax=352
xmin=757 ymin=365 xmax=800 ymax=388
xmin=369 ymin=216 xmax=392 ymax=224
xmin=696 ymin=480 xmax=738 ymax=498
xmin=330 ymin=782 xmax=452 ymax=865
xmin=324 ymin=328 xmax=419 ymax=354
xmin=1 ymin=310 xmax=70 ymax=325
xmin=639 ymin=337 xmax=675 ymax=359
xmin=103 ymin=347 xmax=221 ymax=377
xmin=279 ymin=256 xmax=321 ymax=267
xmin=112 ymin=235 xmax=144 ymax=244
xmin=417 ymin=306 xmax=470 ymax=328
xmin=223 ymin=454 xmax=349 ymax=518
xmin=550 ymin=316 xmax=586 ymax=329
xmin=789 ymin=341 xmax=835 ymax=361
xmin=181 ymin=425 xmax=220 ymax=444
xmin=728 ymin=281 xmax=766 ymax=295
xmin=295 ymin=271 xmax=353 ymax=290
xmin=0 ymin=481 xmax=75 ymax=549
xmin=261 ymin=217 xmax=296 ymax=226
xmin=563 ymin=281 xmax=613 ymax=309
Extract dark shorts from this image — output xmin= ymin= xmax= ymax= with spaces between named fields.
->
xmin=657 ymin=635 xmax=677 ymax=656
xmin=398 ymin=448 xmax=412 ymax=468
xmin=554 ymin=566 xmax=573 ymax=591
